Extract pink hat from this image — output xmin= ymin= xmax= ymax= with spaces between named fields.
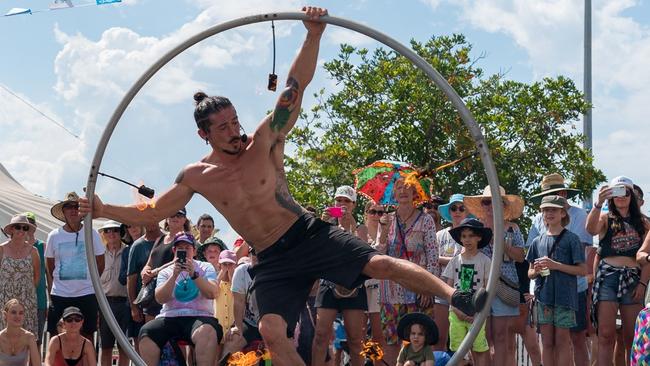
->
xmin=218 ymin=250 xmax=236 ymax=264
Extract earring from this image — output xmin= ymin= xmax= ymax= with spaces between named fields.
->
xmin=205 ymin=138 xmax=209 ymax=145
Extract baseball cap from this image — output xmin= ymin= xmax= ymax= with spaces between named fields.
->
xmin=218 ymin=250 xmax=236 ymax=264
xmin=335 ymin=185 xmax=357 ymax=202
xmin=62 ymin=306 xmax=83 ymax=319
xmin=172 ymin=232 xmax=195 ymax=247
xmin=610 ymin=176 xmax=634 ymax=189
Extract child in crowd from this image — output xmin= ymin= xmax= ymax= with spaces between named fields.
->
xmin=396 ymin=312 xmax=438 ymax=366
xmin=441 ymin=218 xmax=491 ymax=366
xmin=526 ymin=195 xmax=586 ymax=366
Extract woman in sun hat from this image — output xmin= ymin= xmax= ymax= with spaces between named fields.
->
xmin=376 ymin=177 xmax=440 ymax=364
xmin=0 ymin=214 xmax=40 ymax=335
xmin=465 ymin=185 xmax=526 ymax=366
xmin=587 ymin=176 xmax=650 ymax=365
xmin=432 ymin=193 xmax=471 ymax=352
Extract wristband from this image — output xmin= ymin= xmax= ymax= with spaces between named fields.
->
xmin=190 ymin=271 xmax=199 ymax=280
xmin=594 ymin=203 xmax=602 ymax=209
xmin=639 ymin=282 xmax=647 ymax=288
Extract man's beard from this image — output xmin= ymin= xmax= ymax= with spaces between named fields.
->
xmin=220 ymin=137 xmax=242 ymax=155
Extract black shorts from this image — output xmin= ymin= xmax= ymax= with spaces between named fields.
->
xmin=250 ymin=213 xmax=377 ymax=334
xmin=98 ymin=297 xmax=129 ymax=348
xmin=571 ymin=290 xmax=588 ymax=332
xmin=315 ymin=283 xmax=368 ymax=311
xmin=48 ymin=294 xmax=98 ymax=336
xmin=139 ymin=316 xmax=223 ymax=350
xmin=142 ymin=301 xmax=162 ymax=317
xmin=242 ymin=322 xmax=263 ymax=344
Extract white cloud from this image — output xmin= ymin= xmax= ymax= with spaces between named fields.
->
xmin=0 ymin=87 xmax=87 ymax=197
xmin=326 ymin=27 xmax=376 ymax=47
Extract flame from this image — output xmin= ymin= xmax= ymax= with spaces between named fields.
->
xmin=360 ymin=340 xmax=385 ymax=361
xmin=227 ymin=349 xmax=271 ymax=366
xmin=133 ymin=180 xmax=155 ymax=211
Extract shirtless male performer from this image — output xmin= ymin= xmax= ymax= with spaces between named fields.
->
xmin=80 ymin=7 xmax=487 ymax=365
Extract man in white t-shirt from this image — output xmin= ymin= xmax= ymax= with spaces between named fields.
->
xmin=139 ymin=232 xmax=222 ymax=366
xmin=45 ymin=191 xmax=105 ymax=339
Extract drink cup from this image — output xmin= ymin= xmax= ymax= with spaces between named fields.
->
xmin=540 ymin=267 xmax=550 ymax=277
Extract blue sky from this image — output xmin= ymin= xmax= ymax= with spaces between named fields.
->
xmin=2 ymin=0 xmax=650 ymax=246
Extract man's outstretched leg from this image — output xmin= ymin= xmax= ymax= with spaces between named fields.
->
xmin=259 ymin=314 xmax=306 ymax=366
xmin=363 ymin=254 xmax=487 ymax=315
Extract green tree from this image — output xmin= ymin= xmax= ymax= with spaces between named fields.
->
xmin=286 ymin=34 xmax=605 ymax=227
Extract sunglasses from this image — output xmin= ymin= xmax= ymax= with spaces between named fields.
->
xmin=103 ymin=228 xmax=120 ymax=234
xmin=12 ymin=224 xmax=30 ymax=232
xmin=64 ymin=315 xmax=83 ymax=323
xmin=450 ymin=205 xmax=465 ymax=213
xmin=62 ymin=203 xmax=79 ymax=210
xmin=367 ymin=209 xmax=385 ymax=216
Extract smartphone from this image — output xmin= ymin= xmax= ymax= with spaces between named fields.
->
xmin=326 ymin=206 xmax=343 ymax=218
xmin=610 ymin=185 xmax=627 ymax=198
xmin=177 ymin=249 xmax=187 ymax=264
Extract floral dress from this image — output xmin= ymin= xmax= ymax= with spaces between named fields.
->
xmin=0 ymin=256 xmax=37 ymax=334
xmin=378 ymin=211 xmax=440 ymax=344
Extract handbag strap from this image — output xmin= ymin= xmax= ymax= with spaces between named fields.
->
xmin=547 ymin=228 xmax=567 ymax=260
xmin=394 ymin=211 xmax=423 ymax=261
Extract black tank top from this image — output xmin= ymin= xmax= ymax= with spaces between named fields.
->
xmin=58 ymin=336 xmax=86 ymax=366
xmin=598 ymin=216 xmax=642 ymax=258
xmin=148 ymin=235 xmax=174 ymax=269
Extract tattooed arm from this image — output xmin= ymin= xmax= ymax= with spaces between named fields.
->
xmin=255 ymin=7 xmax=327 ymax=142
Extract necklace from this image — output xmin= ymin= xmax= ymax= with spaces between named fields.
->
xmin=397 ymin=207 xmax=417 ymax=224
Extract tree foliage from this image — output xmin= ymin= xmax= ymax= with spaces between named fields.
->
xmin=286 ymin=34 xmax=605 ymax=227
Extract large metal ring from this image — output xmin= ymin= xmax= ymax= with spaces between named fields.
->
xmin=84 ymin=12 xmax=504 ymax=365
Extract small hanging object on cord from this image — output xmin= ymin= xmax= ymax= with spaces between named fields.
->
xmin=267 ymin=20 xmax=278 ymax=91
xmin=97 ymin=171 xmax=155 ymax=199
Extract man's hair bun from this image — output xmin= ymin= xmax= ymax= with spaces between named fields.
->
xmin=194 ymin=91 xmax=209 ymax=105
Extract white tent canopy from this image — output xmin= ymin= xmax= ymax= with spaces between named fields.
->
xmin=0 ymin=163 xmax=103 ymax=242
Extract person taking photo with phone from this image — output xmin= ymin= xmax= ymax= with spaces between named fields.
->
xmin=138 ymin=232 xmax=221 ymax=366
xmin=587 ymin=176 xmax=650 ymax=365
xmin=313 ymin=185 xmax=369 ymax=366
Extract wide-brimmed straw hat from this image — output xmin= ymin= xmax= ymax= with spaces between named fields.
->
xmin=397 ymin=312 xmax=439 ymax=345
xmin=530 ymin=173 xmax=580 ymax=204
xmin=449 ymin=218 xmax=492 ymax=249
xmin=3 ymin=214 xmax=37 ymax=234
xmin=464 ymin=185 xmax=525 ymax=221
xmin=50 ymin=192 xmax=80 ymax=222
